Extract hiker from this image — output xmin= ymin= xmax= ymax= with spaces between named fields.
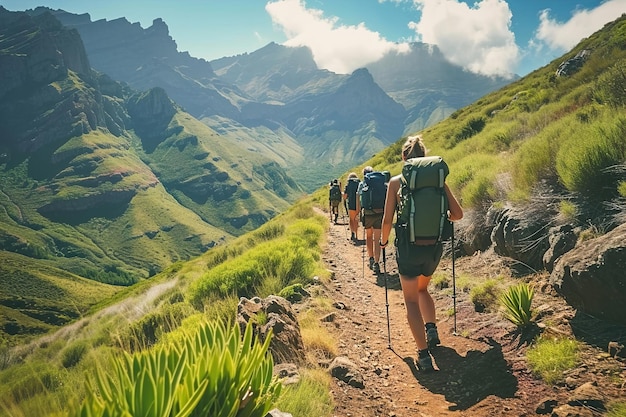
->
xmin=329 ymin=179 xmax=342 ymax=224
xmin=343 ymin=172 xmax=361 ymax=241
xmin=357 ymin=166 xmax=387 ymax=275
xmin=379 ymin=134 xmax=463 ymax=371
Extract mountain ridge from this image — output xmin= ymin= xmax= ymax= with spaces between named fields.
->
xmin=46 ymin=7 xmax=514 ymax=186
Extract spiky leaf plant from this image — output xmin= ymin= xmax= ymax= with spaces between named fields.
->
xmin=500 ymin=282 xmax=534 ymax=327
xmin=68 ymin=320 xmax=281 ymax=417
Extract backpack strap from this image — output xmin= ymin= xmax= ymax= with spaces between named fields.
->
xmin=436 ymin=166 xmax=446 ymax=244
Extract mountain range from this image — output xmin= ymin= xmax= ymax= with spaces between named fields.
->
xmin=44 ymin=7 xmax=514 ymax=188
xmin=1 ymin=5 xmax=513 ymax=338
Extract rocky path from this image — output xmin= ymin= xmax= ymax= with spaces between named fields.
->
xmin=319 ymin=216 xmax=626 ymax=417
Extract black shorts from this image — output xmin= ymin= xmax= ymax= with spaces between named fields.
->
xmin=395 ymin=226 xmax=443 ymax=277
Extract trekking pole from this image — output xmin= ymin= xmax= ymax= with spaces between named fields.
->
xmin=343 ymin=200 xmax=348 ymax=238
xmin=452 ymin=222 xmax=457 ymax=335
xmin=382 ymin=248 xmax=392 ymax=349
xmin=362 ymin=224 xmax=365 ymax=280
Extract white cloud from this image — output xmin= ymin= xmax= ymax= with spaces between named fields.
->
xmin=265 ymin=0 xmax=410 ymax=74
xmin=533 ymin=0 xmax=626 ymax=52
xmin=409 ymin=0 xmax=519 ymax=78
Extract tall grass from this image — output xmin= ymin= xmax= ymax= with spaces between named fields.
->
xmin=274 ymin=368 xmax=334 ymax=416
xmin=188 ymin=218 xmax=325 ymax=307
xmin=556 ymin=114 xmax=626 ymax=196
xmin=526 ymin=336 xmax=579 ymax=385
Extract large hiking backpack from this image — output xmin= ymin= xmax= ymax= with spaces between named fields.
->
xmin=360 ymin=171 xmax=387 ymax=211
xmin=398 ymin=156 xmax=452 ymax=243
xmin=329 ymin=183 xmax=342 ymax=202
xmin=345 ymin=178 xmax=360 ymax=207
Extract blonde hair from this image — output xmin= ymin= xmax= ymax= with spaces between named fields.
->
xmin=402 ymin=135 xmax=427 ymax=160
xmin=348 ymin=172 xmax=358 ymax=179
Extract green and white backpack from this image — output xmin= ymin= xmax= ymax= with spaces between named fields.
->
xmin=397 ymin=156 xmax=452 ymax=243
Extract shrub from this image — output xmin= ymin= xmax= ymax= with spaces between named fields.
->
xmin=68 ymin=320 xmax=281 ymax=417
xmin=500 ymin=282 xmax=534 ymax=327
xmin=526 ymin=336 xmax=579 ymax=385
xmin=61 ymin=342 xmax=88 ymax=369
xmin=556 ymin=116 xmax=626 ymax=197
xmin=274 ymin=368 xmax=334 ymax=417
xmin=593 ymin=59 xmax=626 ymax=108
xmin=470 ymin=279 xmax=502 ymax=313
xmin=189 ymin=220 xmax=322 ymax=307
xmin=452 ymin=116 xmax=486 ymax=145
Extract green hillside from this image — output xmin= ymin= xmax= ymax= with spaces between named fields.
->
xmin=354 ymin=15 xmax=626 ymax=227
xmin=0 ymin=12 xmax=625 ymax=417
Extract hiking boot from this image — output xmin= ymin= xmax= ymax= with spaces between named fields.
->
xmin=334 ymin=214 xmax=338 ymax=223
xmin=372 ymin=262 xmax=380 ymax=275
xmin=426 ymin=326 xmax=440 ymax=349
xmin=368 ymin=257 xmax=375 ymax=269
xmin=416 ymin=353 xmax=434 ymax=372
xmin=351 ymin=232 xmax=357 ymax=241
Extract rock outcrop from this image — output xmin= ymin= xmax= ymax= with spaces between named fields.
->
xmin=236 ymin=295 xmax=305 ymax=364
xmin=550 ymin=222 xmax=626 ymax=325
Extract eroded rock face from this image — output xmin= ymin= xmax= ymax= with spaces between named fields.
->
xmin=543 ymin=224 xmax=577 ymax=272
xmin=237 ymin=295 xmax=305 ymax=364
xmin=550 ymin=223 xmax=626 ymax=325
xmin=490 ymin=205 xmax=553 ymax=273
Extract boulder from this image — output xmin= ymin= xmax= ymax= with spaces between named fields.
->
xmin=328 ymin=356 xmax=364 ymax=389
xmin=550 ymin=223 xmax=626 ymax=325
xmin=237 ymin=295 xmax=305 ymax=364
xmin=543 ymin=224 xmax=577 ymax=272
xmin=490 ymin=205 xmax=552 ymax=273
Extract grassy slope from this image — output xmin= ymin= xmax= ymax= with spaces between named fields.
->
xmin=136 ymin=112 xmax=304 ymax=236
xmin=1 ymin=14 xmax=625 ymax=417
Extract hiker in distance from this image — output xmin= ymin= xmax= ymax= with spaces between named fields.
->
xmin=329 ymin=179 xmax=342 ymax=224
xmin=357 ymin=166 xmax=387 ymax=275
xmin=379 ymin=134 xmax=463 ymax=371
xmin=343 ymin=172 xmax=361 ymax=241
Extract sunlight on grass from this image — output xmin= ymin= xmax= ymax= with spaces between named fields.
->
xmin=275 ymin=368 xmax=334 ymax=417
xmin=526 ymin=336 xmax=580 ymax=385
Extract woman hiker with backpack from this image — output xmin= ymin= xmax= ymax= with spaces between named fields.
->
xmin=343 ymin=172 xmax=361 ymax=242
xmin=379 ymin=134 xmax=463 ymax=371
xmin=357 ymin=166 xmax=387 ymax=275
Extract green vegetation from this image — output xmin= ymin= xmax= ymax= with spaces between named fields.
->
xmin=68 ymin=320 xmax=281 ymax=417
xmin=526 ymin=336 xmax=580 ymax=385
xmin=607 ymin=401 xmax=626 ymax=417
xmin=274 ymin=369 xmax=334 ymax=416
xmin=470 ymin=278 xmax=503 ymax=313
xmin=500 ymin=283 xmax=534 ymax=327
xmin=0 ymin=199 xmax=331 ymax=416
xmin=2 ymin=12 xmax=626 ymax=417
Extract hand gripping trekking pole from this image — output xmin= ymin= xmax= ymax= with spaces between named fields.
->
xmin=382 ymin=248 xmax=392 ymax=349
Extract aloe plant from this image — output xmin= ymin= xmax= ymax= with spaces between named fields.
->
xmin=68 ymin=321 xmax=281 ymax=417
xmin=500 ymin=282 xmax=534 ymax=327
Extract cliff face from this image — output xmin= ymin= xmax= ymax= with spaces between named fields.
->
xmin=0 ymin=7 xmax=301 ymax=281
xmin=49 ymin=9 xmax=241 ymax=119
xmin=0 ymin=8 xmax=100 ymax=154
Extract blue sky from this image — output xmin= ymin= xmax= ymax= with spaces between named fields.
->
xmin=1 ymin=0 xmax=625 ymax=77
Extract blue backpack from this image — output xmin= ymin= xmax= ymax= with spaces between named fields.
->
xmin=360 ymin=171 xmax=387 ymax=210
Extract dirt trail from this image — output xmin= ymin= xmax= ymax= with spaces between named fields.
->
xmin=318 ymin=215 xmax=625 ymax=417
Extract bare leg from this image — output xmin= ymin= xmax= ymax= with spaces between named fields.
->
xmin=372 ymin=228 xmax=381 ymax=262
xmin=366 ymin=227 xmax=374 ymax=258
xmin=417 ymin=275 xmax=436 ymax=324
xmin=400 ymin=274 xmax=432 ymax=351
xmin=349 ymin=210 xmax=358 ymax=235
